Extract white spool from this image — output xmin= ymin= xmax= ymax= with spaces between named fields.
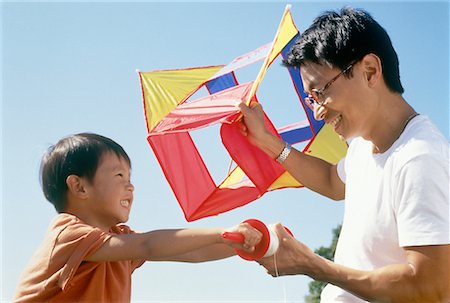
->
xmin=264 ymin=224 xmax=280 ymax=257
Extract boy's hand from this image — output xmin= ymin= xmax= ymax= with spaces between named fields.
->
xmin=222 ymin=222 xmax=262 ymax=252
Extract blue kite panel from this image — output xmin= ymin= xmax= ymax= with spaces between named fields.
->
xmin=281 ymin=36 xmax=324 ymax=135
xmin=280 ymin=126 xmax=313 ymax=144
xmin=206 ymin=72 xmax=237 ymax=94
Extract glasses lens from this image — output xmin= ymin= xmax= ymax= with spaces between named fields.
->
xmin=304 ymin=96 xmax=315 ymax=110
xmin=310 ymin=90 xmax=322 ymax=104
xmin=304 ymin=88 xmax=325 ymax=110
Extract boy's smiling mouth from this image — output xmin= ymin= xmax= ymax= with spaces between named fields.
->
xmin=120 ymin=200 xmax=130 ymax=208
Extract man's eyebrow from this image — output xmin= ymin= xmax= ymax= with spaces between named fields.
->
xmin=303 ymin=78 xmax=320 ymax=94
xmin=308 ymin=80 xmax=318 ymax=88
xmin=303 ymin=83 xmax=316 ymax=94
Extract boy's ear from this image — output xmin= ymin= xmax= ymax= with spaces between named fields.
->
xmin=66 ymin=175 xmax=88 ymax=199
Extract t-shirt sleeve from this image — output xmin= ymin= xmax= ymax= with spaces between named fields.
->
xmin=395 ymin=153 xmax=450 ymax=247
xmin=55 ymin=219 xmax=112 ymax=290
xmin=337 ymin=157 xmax=346 ymax=183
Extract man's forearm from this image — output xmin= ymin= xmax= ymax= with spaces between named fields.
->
xmin=256 ymin=132 xmax=344 ymax=200
xmin=308 ymin=252 xmax=448 ymax=302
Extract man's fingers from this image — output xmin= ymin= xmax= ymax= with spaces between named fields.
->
xmin=238 ymin=102 xmax=250 ymax=114
xmin=274 ymin=223 xmax=292 ymax=241
xmin=238 ymin=101 xmax=262 ymax=113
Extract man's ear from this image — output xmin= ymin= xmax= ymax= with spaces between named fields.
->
xmin=361 ymin=53 xmax=382 ymax=88
xmin=66 ymin=175 xmax=89 ymax=199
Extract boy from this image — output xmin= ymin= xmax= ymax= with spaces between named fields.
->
xmin=14 ymin=133 xmax=261 ymax=302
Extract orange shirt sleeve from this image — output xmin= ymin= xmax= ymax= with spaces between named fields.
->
xmin=15 ymin=214 xmax=145 ymax=302
xmin=56 ymin=216 xmax=112 ymax=290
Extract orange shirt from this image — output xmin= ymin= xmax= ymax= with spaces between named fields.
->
xmin=14 ymin=213 xmax=145 ymax=302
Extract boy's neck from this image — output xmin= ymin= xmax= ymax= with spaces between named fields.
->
xmin=64 ymin=204 xmax=115 ymax=232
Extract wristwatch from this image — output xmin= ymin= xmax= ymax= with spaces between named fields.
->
xmin=276 ymin=142 xmax=292 ymax=164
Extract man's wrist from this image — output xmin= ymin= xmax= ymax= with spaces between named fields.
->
xmin=256 ymin=133 xmax=287 ymax=159
xmin=276 ymin=142 xmax=292 ymax=163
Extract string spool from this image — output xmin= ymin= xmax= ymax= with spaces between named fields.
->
xmin=222 ymin=218 xmax=293 ymax=261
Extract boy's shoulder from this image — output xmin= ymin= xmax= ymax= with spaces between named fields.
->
xmin=110 ymin=223 xmax=135 ymax=235
xmin=15 ymin=214 xmax=137 ymax=298
xmin=43 ymin=213 xmax=114 ymax=255
xmin=49 ymin=213 xmax=135 ymax=238
xmin=48 ymin=213 xmax=97 ymax=239
xmin=50 ymin=213 xmax=81 ymax=228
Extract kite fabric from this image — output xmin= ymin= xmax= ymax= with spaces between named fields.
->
xmin=138 ymin=5 xmax=348 ymax=221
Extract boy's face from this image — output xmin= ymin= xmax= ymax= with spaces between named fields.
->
xmin=84 ymin=151 xmax=134 ymax=230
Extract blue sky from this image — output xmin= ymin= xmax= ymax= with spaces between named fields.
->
xmin=1 ymin=1 xmax=449 ymax=302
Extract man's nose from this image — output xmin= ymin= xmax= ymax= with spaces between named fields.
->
xmin=314 ymin=103 xmax=326 ymax=121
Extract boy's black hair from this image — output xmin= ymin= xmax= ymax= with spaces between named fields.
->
xmin=283 ymin=7 xmax=404 ymax=94
xmin=40 ymin=133 xmax=131 ymax=213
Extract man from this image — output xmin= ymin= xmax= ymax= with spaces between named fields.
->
xmin=239 ymin=7 xmax=449 ymax=302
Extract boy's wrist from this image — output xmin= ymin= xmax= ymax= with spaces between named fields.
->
xmin=218 ymin=228 xmax=227 ymax=244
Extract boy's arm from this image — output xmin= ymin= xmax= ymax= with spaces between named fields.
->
xmin=151 ymin=243 xmax=235 ymax=263
xmin=85 ymin=224 xmax=261 ymax=262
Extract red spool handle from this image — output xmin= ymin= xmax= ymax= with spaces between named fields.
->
xmin=221 ymin=220 xmax=294 ymax=261
xmin=221 ymin=231 xmax=245 ymax=243
xmin=221 ymin=219 xmax=271 ymax=261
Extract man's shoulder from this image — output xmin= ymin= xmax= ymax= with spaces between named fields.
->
xmin=398 ymin=115 xmax=448 ymax=158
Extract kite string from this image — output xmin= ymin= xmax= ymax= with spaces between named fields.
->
xmin=273 ymin=253 xmax=287 ymax=303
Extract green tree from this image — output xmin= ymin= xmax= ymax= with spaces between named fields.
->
xmin=304 ymin=224 xmax=342 ymax=303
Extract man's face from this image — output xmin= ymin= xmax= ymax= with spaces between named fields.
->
xmin=300 ymin=61 xmax=371 ymax=140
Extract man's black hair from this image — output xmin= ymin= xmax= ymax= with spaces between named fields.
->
xmin=283 ymin=7 xmax=404 ymax=93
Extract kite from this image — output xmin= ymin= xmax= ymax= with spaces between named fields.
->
xmin=137 ymin=5 xmax=347 ymax=222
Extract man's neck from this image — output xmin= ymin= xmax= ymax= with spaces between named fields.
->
xmin=364 ymin=95 xmax=416 ymax=154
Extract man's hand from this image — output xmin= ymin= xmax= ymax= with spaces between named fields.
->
xmin=257 ymin=224 xmax=450 ymax=302
xmin=238 ymin=102 xmax=271 ymax=149
xmin=258 ymin=223 xmax=317 ymax=276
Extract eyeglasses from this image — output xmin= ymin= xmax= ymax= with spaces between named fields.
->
xmin=304 ymin=62 xmax=354 ymax=110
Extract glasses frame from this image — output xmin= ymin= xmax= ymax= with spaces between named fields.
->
xmin=304 ymin=62 xmax=355 ymax=110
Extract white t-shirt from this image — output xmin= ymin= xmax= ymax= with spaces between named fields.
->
xmin=321 ymin=115 xmax=450 ymax=302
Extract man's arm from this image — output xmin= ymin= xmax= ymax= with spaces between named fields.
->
xmin=239 ymin=102 xmax=345 ymax=200
xmin=260 ymin=225 xmax=450 ymax=302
